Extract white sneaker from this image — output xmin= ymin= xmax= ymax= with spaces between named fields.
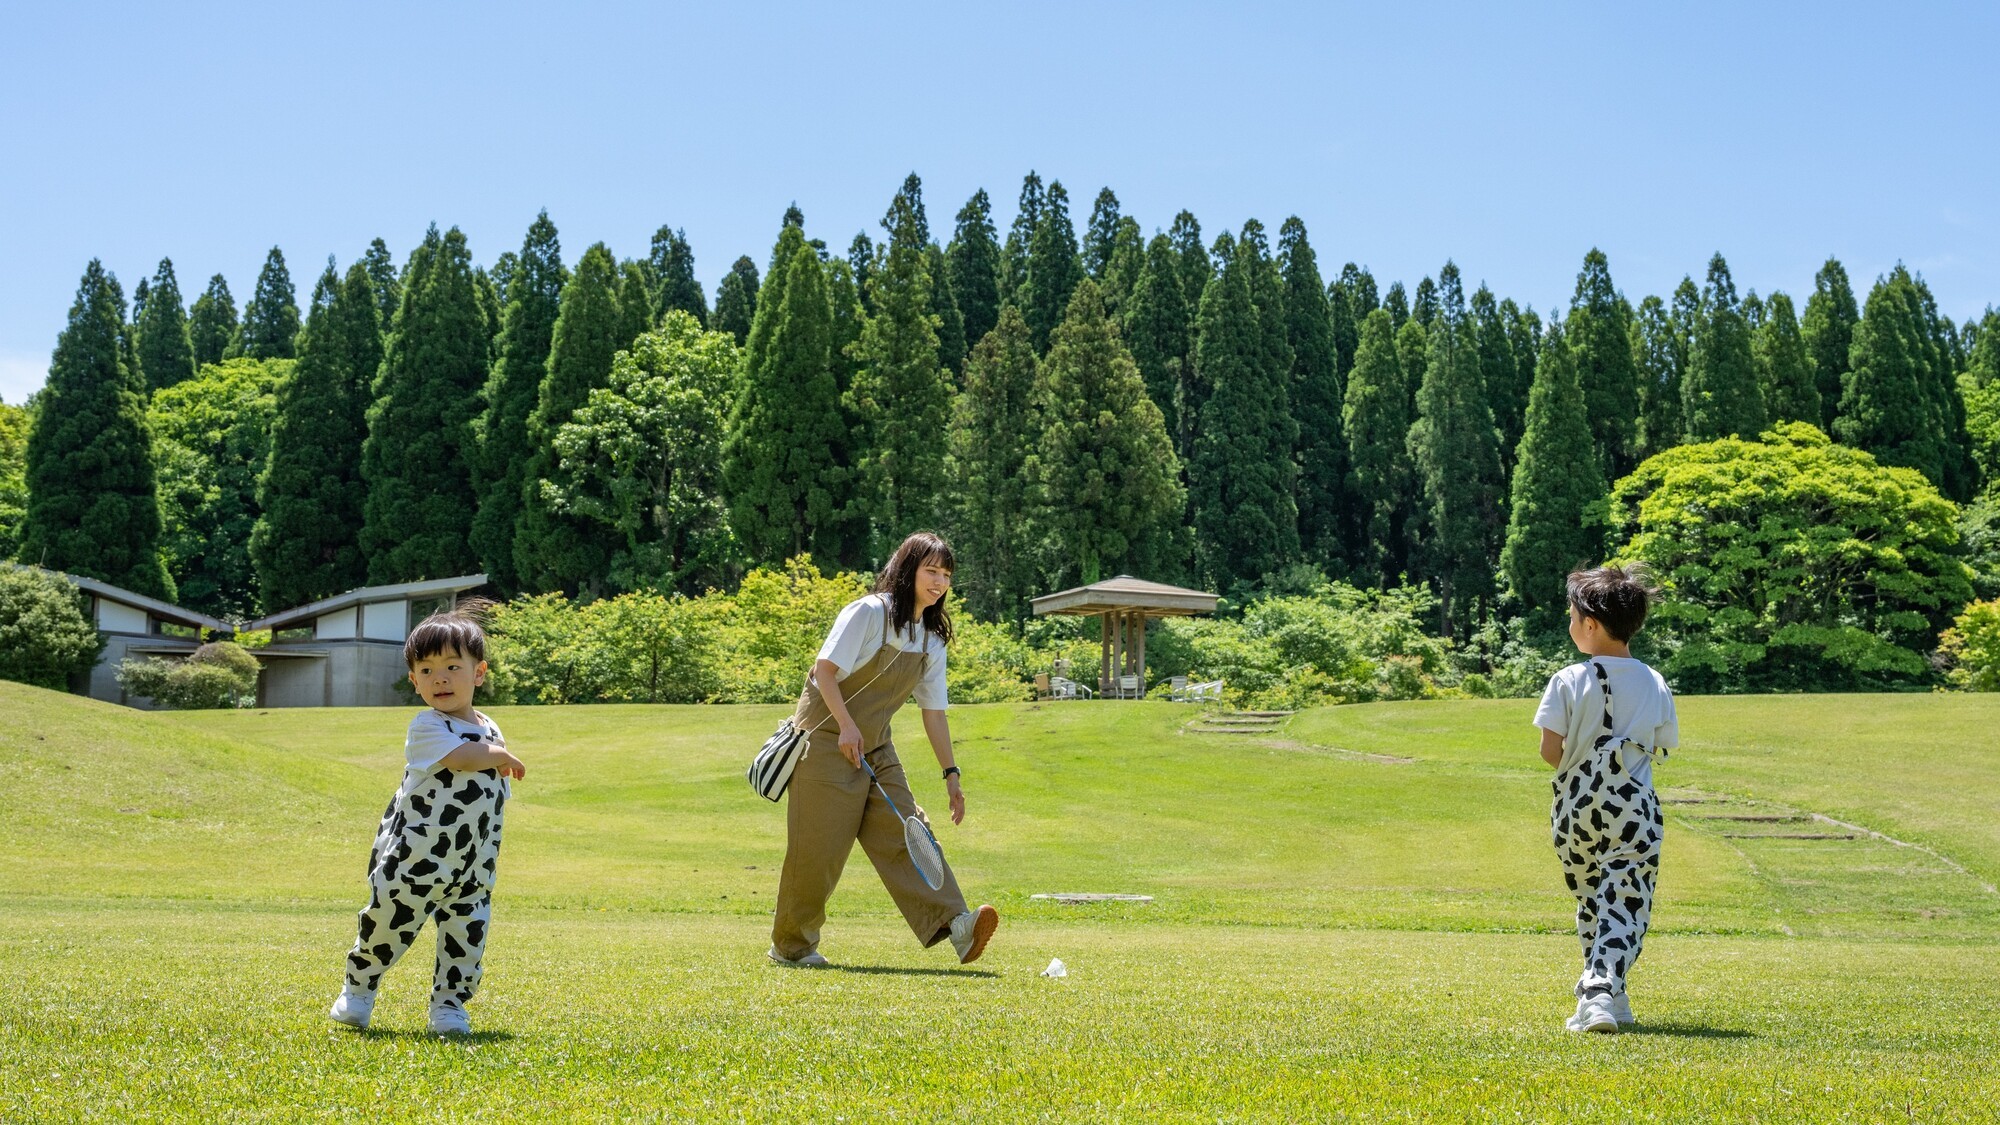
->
xmin=767 ymin=946 xmax=829 ymax=968
xmin=948 ymin=904 xmax=999 ymax=964
xmin=328 ymin=989 xmax=375 ymax=1030
xmin=1611 ymin=992 xmax=1635 ymax=1026
xmin=1565 ymin=993 xmax=1619 ymax=1034
xmin=428 ymin=1003 xmax=472 ymax=1035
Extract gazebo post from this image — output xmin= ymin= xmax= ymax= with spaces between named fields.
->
xmin=1135 ymin=613 xmax=1147 ymax=696
xmin=1104 ymin=608 xmax=1120 ymax=696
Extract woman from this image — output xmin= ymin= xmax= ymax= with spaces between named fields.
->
xmin=768 ymin=531 xmax=1000 ymax=967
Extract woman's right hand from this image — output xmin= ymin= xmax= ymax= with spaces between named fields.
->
xmin=838 ymin=721 xmax=864 ymax=767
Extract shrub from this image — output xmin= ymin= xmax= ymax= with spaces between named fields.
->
xmin=1610 ymin=422 xmax=1972 ymax=692
xmin=1148 ymin=582 xmax=1451 ymax=708
xmin=0 ymin=566 xmax=104 ymax=690
xmin=116 ymin=641 xmax=259 ymax=709
xmin=1938 ymin=599 xmax=2000 ymax=691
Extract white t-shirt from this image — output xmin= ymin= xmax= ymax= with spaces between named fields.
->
xmin=1533 ymin=657 xmax=1678 ymax=782
xmin=815 ymin=592 xmax=949 ymax=710
xmin=404 ymin=708 xmax=510 ymax=796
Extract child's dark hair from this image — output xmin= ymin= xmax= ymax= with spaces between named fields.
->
xmin=1566 ymin=564 xmax=1660 ymax=642
xmin=404 ymin=598 xmax=494 ymax=667
xmin=876 ymin=531 xmax=955 ymax=646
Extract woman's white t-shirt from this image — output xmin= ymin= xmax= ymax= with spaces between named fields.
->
xmin=1532 ymin=656 xmax=1678 ymax=782
xmin=816 ymin=592 xmax=949 ymax=710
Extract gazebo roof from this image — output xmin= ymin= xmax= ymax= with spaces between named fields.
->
xmin=1029 ymin=575 xmax=1220 ymax=618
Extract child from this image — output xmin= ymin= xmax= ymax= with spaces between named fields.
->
xmin=329 ymin=605 xmax=524 ymax=1035
xmin=1533 ymin=564 xmax=1677 ymax=1034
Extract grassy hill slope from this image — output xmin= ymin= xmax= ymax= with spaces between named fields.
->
xmin=4 ymin=682 xmax=1997 ymax=1120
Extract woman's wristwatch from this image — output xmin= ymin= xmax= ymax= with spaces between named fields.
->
xmin=942 ymin=766 xmax=961 ymax=780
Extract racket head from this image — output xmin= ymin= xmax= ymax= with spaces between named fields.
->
xmin=904 ymin=814 xmax=946 ymax=889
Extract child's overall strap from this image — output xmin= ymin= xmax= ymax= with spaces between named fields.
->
xmin=1589 ymin=659 xmax=1667 ymax=777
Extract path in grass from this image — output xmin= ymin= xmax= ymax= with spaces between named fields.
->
xmin=3 ymin=683 xmax=1997 ymax=1119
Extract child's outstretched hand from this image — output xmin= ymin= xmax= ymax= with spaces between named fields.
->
xmin=493 ymin=749 xmax=526 ymax=780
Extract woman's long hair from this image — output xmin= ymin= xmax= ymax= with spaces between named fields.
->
xmin=875 ymin=531 xmax=956 ymax=647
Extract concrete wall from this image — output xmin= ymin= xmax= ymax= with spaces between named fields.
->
xmin=254 ymin=639 xmax=409 ymax=707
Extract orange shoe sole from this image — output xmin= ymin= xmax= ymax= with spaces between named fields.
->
xmin=959 ymin=904 xmax=999 ymax=963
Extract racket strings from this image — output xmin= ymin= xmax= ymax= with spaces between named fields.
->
xmin=903 ymin=814 xmax=946 ymax=890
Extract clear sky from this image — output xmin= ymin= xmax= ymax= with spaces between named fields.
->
xmin=3 ymin=1 xmax=1995 ymax=403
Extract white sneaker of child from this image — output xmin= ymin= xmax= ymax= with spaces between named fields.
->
xmin=328 ymin=988 xmax=375 ymax=1030
xmin=428 ymin=1002 xmax=472 ymax=1035
xmin=1565 ymin=993 xmax=1619 ymax=1034
xmin=948 ymin=904 xmax=1000 ymax=964
xmin=1611 ymin=992 xmax=1634 ymax=1026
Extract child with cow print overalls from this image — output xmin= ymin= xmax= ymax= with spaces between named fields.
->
xmin=1533 ymin=564 xmax=1678 ymax=1034
xmin=329 ymin=605 xmax=524 ymax=1035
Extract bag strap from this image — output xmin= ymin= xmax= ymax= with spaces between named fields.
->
xmin=794 ymin=652 xmax=899 ymax=738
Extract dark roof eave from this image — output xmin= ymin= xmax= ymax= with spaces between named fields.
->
xmin=247 ymin=574 xmax=489 ymax=631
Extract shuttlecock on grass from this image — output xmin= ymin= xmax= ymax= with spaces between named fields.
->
xmin=1041 ymin=958 xmax=1067 ymax=978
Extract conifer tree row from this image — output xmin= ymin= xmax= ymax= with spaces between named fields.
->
xmin=470 ymin=212 xmax=566 ymax=594
xmin=947 ymin=305 xmax=1039 ymax=620
xmin=232 ymin=247 xmax=302 ymax=361
xmin=1125 ymin=233 xmax=1193 ymax=462
xmin=252 ymin=261 xmax=379 ymax=609
xmin=1031 ymin=280 xmax=1184 ymax=588
xmin=514 ymin=242 xmax=626 ymax=594
xmin=1567 ymin=249 xmax=1640 ymax=478
xmin=648 ymin=226 xmax=707 ymax=326
xmin=1279 ymin=218 xmax=1344 ymax=571
xmin=135 ymin=258 xmax=195 ymax=393
xmin=849 ymin=186 xmax=952 ymax=561
xmin=946 ymin=189 xmax=1002 ymax=351
xmin=1407 ymin=264 xmax=1503 ymax=637
xmin=1754 ymin=292 xmax=1820 ymax=426
xmin=1501 ymin=317 xmax=1606 ymax=620
xmin=1021 ymin=181 xmax=1082 ymax=353
xmin=712 ymin=256 xmax=760 ymax=346
xmin=187 ymin=274 xmax=237 ymax=369
xmin=21 ymin=261 xmax=173 ymax=599
xmin=1190 ymin=231 xmax=1297 ymax=590
xmin=722 ymin=217 xmax=850 ymax=567
xmin=359 ymin=227 xmax=488 ymax=583
xmin=1682 ymin=253 xmax=1764 ymax=441
xmin=1343 ymin=308 xmax=1412 ymax=586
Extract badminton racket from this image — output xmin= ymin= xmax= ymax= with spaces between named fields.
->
xmin=859 ymin=757 xmax=946 ymax=890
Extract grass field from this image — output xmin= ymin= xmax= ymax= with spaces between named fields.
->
xmin=3 ymin=681 xmax=1997 ymax=1120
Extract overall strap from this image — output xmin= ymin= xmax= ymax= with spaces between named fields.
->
xmin=1589 ymin=659 xmax=1666 ymax=771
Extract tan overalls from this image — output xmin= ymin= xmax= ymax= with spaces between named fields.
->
xmin=771 ymin=644 xmax=969 ymax=960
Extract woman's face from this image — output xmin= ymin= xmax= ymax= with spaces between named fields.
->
xmin=913 ymin=559 xmax=953 ymax=610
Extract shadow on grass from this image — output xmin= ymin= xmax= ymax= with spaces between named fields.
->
xmin=824 ymin=964 xmax=1001 ymax=979
xmin=1623 ymin=1023 xmax=1755 ymax=1039
xmin=340 ymin=1028 xmax=518 ymax=1044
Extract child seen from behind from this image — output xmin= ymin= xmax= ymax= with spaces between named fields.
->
xmin=1534 ymin=564 xmax=1677 ymax=1033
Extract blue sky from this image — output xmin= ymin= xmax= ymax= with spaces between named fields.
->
xmin=3 ymin=1 xmax=1995 ymax=403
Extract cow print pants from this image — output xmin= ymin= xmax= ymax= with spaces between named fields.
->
xmin=1551 ymin=743 xmax=1663 ymax=998
xmin=343 ymin=768 xmax=506 ymax=1010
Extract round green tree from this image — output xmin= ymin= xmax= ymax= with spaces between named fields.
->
xmin=1609 ymin=421 xmax=1972 ymax=692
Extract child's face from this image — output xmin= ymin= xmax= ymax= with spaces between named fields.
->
xmin=409 ymin=645 xmax=487 ymax=712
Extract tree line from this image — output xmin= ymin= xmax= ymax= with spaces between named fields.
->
xmin=9 ymin=171 xmax=1999 ymax=650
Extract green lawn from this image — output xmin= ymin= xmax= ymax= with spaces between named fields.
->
xmin=3 ymin=682 xmax=1997 ymax=1120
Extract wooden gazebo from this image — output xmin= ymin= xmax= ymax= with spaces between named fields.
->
xmin=1029 ymin=575 xmax=1220 ymax=698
